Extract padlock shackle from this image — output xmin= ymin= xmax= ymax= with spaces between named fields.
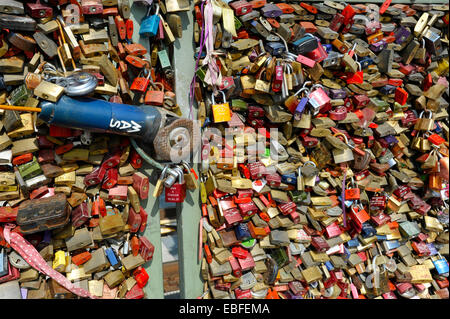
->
xmin=211 ymin=90 xmax=226 ymax=105
xmin=273 ymin=31 xmax=289 ymax=53
xmin=303 ymin=160 xmax=316 ymax=168
xmin=333 ymin=132 xmax=349 ymax=144
xmin=160 ymin=165 xmax=169 ymax=180
xmin=174 ymin=166 xmax=184 ymax=183
xmin=293 ymin=87 xmax=309 ymax=97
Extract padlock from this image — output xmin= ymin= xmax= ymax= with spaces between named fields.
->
xmin=139 ymin=4 xmax=161 ymax=37
xmin=130 ymin=69 xmax=152 ymax=93
xmin=345 ymin=179 xmax=360 ymax=200
xmin=254 ymin=69 xmax=270 ymax=93
xmin=26 ymin=0 xmax=53 ymax=18
xmin=181 ymin=161 xmax=197 ymax=191
xmin=144 ymin=82 xmax=165 ymax=106
xmin=308 ymin=84 xmax=331 ymax=115
xmin=211 ymin=91 xmax=231 ymax=123
xmin=414 ymin=110 xmax=434 ymax=132
xmin=332 ymin=133 xmax=354 ymax=164
xmin=81 ymin=0 xmax=103 ymax=15
xmin=165 ymin=167 xmax=186 ymax=203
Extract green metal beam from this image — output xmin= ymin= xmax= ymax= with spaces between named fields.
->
xmin=130 ymin=3 xmax=164 ymax=299
xmin=173 ymin=1 xmax=203 ymax=299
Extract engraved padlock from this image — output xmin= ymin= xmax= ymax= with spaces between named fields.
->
xmin=332 ymin=133 xmax=354 ymax=164
xmin=181 ymin=161 xmax=198 ymax=191
xmin=139 ymin=4 xmax=160 ymax=37
xmin=144 ymin=82 xmax=165 ymax=106
xmin=165 ymin=167 xmax=186 ymax=203
xmin=211 ymin=91 xmax=231 ymax=123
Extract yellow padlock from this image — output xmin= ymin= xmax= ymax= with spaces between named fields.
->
xmin=211 ymin=91 xmax=231 ymax=123
xmin=52 ymin=250 xmax=67 ymax=272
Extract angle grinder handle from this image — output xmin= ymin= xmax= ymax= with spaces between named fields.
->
xmin=39 ymin=95 xmax=161 ymax=144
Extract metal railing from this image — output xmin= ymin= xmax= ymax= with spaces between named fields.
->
xmin=133 ymin=0 xmax=448 ymax=299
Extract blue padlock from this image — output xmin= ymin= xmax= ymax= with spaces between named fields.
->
xmin=343 ymin=246 xmax=351 ymax=260
xmin=427 ymin=243 xmax=439 ymax=255
xmin=359 ymin=57 xmax=374 ymax=69
xmin=281 ymin=173 xmax=297 ymax=185
xmin=379 ymin=85 xmax=397 ymax=95
xmin=294 ymin=97 xmax=309 ymax=120
xmin=139 ymin=4 xmax=160 ymax=37
xmin=323 ymin=44 xmax=333 ymax=53
xmin=325 ymin=260 xmax=334 ymax=271
xmin=105 ymin=247 xmax=121 ymax=269
xmin=265 ymin=42 xmax=285 ymax=57
xmin=383 ymin=240 xmax=400 ymax=251
xmin=347 ymin=238 xmax=360 ymax=248
xmin=376 ymin=234 xmax=387 ymax=241
xmin=361 ymin=222 xmax=376 ymax=238
xmin=234 ymin=223 xmax=252 ymax=242
xmin=292 ymin=34 xmax=318 ymax=54
xmin=433 ymin=255 xmax=449 ymax=276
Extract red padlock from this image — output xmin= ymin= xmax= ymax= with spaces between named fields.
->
xmin=271 ymin=65 xmax=283 ymax=92
xmin=237 ymin=253 xmax=255 ymax=271
xmin=130 ymin=70 xmax=152 ymax=93
xmin=125 ymin=284 xmax=144 ymax=299
xmin=84 ymin=165 xmax=107 ymax=186
xmin=144 ymin=82 xmax=165 ymax=106
xmin=129 ymin=149 xmax=143 ymax=169
xmin=132 ymin=172 xmax=149 ymax=200
xmin=265 ymin=173 xmax=281 ymax=187
xmin=371 ymin=212 xmax=391 ymax=227
xmin=125 ymin=55 xmax=148 ymax=69
xmin=71 ymin=202 xmax=90 ymax=228
xmin=101 ymin=151 xmax=121 ymax=169
xmin=369 ymin=194 xmax=386 ymax=210
xmin=115 ymin=16 xmax=127 ymax=40
xmin=325 ymin=222 xmax=342 ymax=238
xmin=237 ymin=201 xmax=258 ymax=217
xmin=247 ymin=162 xmax=266 ymax=179
xmin=12 ymin=153 xmax=33 ymax=166
xmin=139 ymin=236 xmax=155 ymax=261
xmin=345 ymin=187 xmax=360 ymax=200
xmin=127 ymin=207 xmax=142 ymax=233
xmin=232 ymin=246 xmax=249 ymax=259
xmin=26 ymin=0 xmax=53 ymax=18
xmin=351 ymin=95 xmax=370 ymax=108
xmin=72 ymin=252 xmax=92 ymax=266
xmin=428 ymin=133 xmax=445 ymax=145
xmin=108 ymin=184 xmax=128 ymax=201
xmin=164 ymin=169 xmax=186 ymax=203
xmin=329 ymin=107 xmax=348 ymax=121
xmin=223 ymin=208 xmax=243 ymax=226
xmin=394 ymin=87 xmax=408 ymax=106
xmin=229 ymin=0 xmax=253 ymax=16
xmin=311 ymin=236 xmax=330 ymax=252
xmin=133 ymin=267 xmax=149 ymax=288
xmin=307 ymin=39 xmax=328 ymax=62
xmin=102 ymin=168 xmax=118 ymax=189
xmin=139 ymin=207 xmax=148 ymax=233
xmin=126 ymin=19 xmax=134 ymax=40
xmin=130 ymin=236 xmax=140 ymax=256
xmin=29 ymin=186 xmax=49 ymax=199
xmin=308 ymin=85 xmax=331 ymax=113
xmin=229 ymin=255 xmax=243 ymax=277
xmin=81 ymin=0 xmax=103 ymax=15
xmin=329 ymin=13 xmax=344 ymax=32
xmin=278 ymin=201 xmax=296 ymax=215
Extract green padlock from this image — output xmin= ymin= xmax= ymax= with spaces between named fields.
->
xmin=9 ymin=84 xmax=32 ymax=106
xmin=18 ymin=156 xmax=42 ymax=181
